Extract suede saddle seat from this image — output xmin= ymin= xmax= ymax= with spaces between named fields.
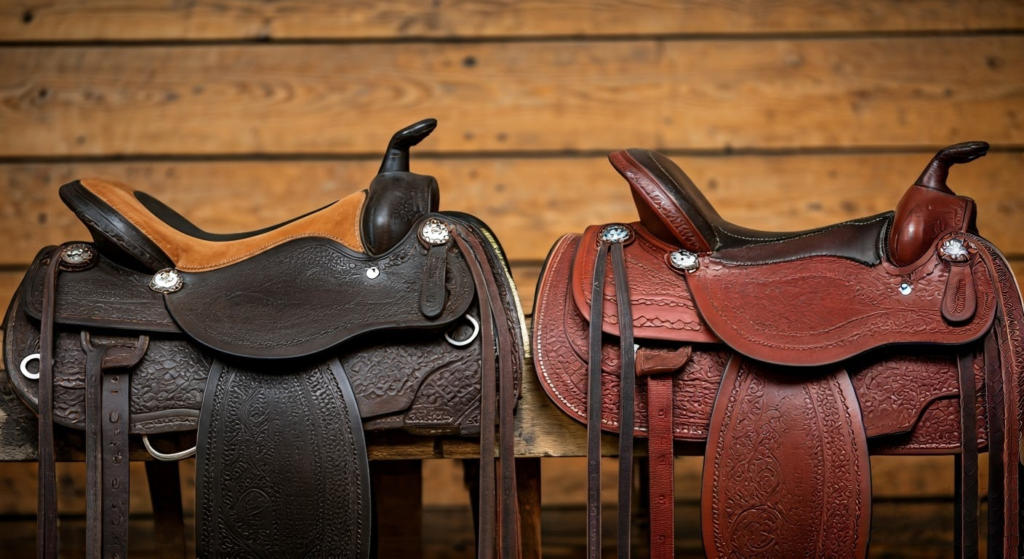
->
xmin=532 ymin=141 xmax=1022 ymax=559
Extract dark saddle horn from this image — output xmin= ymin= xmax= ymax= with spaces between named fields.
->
xmin=362 ymin=118 xmax=441 ymax=255
xmin=914 ymin=141 xmax=989 ymax=193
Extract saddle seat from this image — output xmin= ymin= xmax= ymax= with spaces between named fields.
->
xmin=61 ymin=178 xmax=367 ymax=273
xmin=62 ymin=119 xmax=441 ymax=273
xmin=610 ymin=148 xmax=892 ymax=264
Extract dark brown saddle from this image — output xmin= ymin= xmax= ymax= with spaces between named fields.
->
xmin=533 ymin=142 xmax=1023 ymax=558
xmin=3 ymin=120 xmax=526 ymax=559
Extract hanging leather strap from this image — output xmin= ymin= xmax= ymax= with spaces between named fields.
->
xmin=955 ymin=349 xmax=980 ymax=559
xmin=974 ymin=239 xmax=1022 ymax=559
xmin=585 ymin=241 xmax=610 ymax=559
xmin=453 ymin=228 xmax=520 ymax=559
xmin=610 ymin=241 xmax=635 ymax=559
xmin=37 ymin=248 xmax=63 ymax=559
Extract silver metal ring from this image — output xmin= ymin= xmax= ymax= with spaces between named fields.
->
xmin=19 ymin=353 xmax=40 ymax=380
xmin=445 ymin=315 xmax=480 ymax=347
xmin=143 ymin=435 xmax=197 ymax=461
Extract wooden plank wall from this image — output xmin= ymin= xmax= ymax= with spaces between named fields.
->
xmin=1 ymin=0 xmax=1023 ymax=518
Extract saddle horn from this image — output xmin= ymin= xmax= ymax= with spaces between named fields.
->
xmin=378 ymin=118 xmax=438 ymax=173
xmin=889 ymin=142 xmax=987 ymax=266
xmin=362 ymin=118 xmax=441 ymax=255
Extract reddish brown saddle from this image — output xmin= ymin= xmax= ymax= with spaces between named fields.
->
xmin=533 ymin=142 xmax=1022 ymax=558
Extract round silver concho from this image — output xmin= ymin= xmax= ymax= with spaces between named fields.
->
xmin=938 ymin=236 xmax=973 ymax=263
xmin=598 ymin=224 xmax=632 ymax=244
xmin=59 ymin=243 xmax=96 ymax=270
xmin=668 ymin=250 xmax=700 ymax=273
xmin=420 ymin=218 xmax=451 ymax=246
xmin=898 ymin=281 xmax=913 ymax=296
xmin=149 ymin=268 xmax=183 ymax=294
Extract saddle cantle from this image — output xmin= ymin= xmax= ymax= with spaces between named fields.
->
xmin=533 ymin=142 xmax=1023 ymax=558
xmin=3 ymin=119 xmax=526 ymax=559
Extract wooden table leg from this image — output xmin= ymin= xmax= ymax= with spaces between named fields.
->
xmin=516 ymin=457 xmax=542 ymax=558
xmin=371 ymin=460 xmax=423 ymax=559
xmin=144 ymin=460 xmax=186 ymax=559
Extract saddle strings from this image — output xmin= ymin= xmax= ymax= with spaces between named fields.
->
xmin=585 ymin=239 xmax=636 ymax=559
xmin=452 ymin=227 xmax=521 ymax=559
xmin=37 ymin=246 xmax=65 ymax=559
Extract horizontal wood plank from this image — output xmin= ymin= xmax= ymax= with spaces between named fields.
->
xmin=1 ymin=37 xmax=1021 ymax=156
xmin=2 ymin=0 xmax=1022 ymax=42
xmin=2 ymin=152 xmax=1022 ymax=267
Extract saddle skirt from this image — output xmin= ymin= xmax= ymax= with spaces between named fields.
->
xmin=533 ymin=142 xmax=1023 ymax=558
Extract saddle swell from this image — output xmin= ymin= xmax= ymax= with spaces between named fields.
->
xmin=533 ymin=143 xmax=1022 ymax=558
xmin=4 ymin=119 xmax=526 ymax=559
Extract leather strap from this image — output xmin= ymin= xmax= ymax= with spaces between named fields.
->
xmin=974 ymin=240 xmax=1022 ymax=558
xmin=610 ymin=241 xmax=635 ymax=559
xmin=702 ymin=358 xmax=871 ymax=558
xmin=453 ymin=227 xmax=520 ymax=559
xmin=645 ymin=374 xmax=674 ymax=559
xmin=83 ymin=335 xmax=149 ymax=559
xmin=36 ymin=249 xmax=62 ymax=559
xmin=195 ymin=358 xmax=371 ymax=557
xmin=955 ymin=349 xmax=980 ymax=559
xmin=585 ymin=241 xmax=610 ymax=559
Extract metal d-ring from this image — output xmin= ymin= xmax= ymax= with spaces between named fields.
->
xmin=143 ymin=435 xmax=197 ymax=461
xmin=445 ymin=314 xmax=480 ymax=347
xmin=20 ymin=353 xmax=40 ymax=380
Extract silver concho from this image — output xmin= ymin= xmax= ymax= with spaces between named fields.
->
xmin=366 ymin=266 xmax=380 ymax=279
xmin=150 ymin=268 xmax=183 ymax=293
xmin=598 ymin=224 xmax=632 ymax=244
xmin=669 ymin=250 xmax=700 ymax=273
xmin=59 ymin=243 xmax=95 ymax=269
xmin=898 ymin=281 xmax=913 ymax=296
xmin=420 ymin=218 xmax=451 ymax=246
xmin=938 ymin=236 xmax=973 ymax=263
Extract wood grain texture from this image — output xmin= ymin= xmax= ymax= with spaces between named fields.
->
xmin=2 ymin=37 xmax=1021 ymax=156
xmin=2 ymin=152 xmax=1022 ymax=266
xmin=2 ymin=0 xmax=1022 ymax=42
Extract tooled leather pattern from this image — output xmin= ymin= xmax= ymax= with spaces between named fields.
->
xmin=534 ymin=234 xmax=982 ymax=449
xmin=167 ymin=235 xmax=473 ymax=358
xmin=573 ymin=225 xmax=715 ymax=342
xmin=6 ymin=230 xmax=517 ymax=438
xmin=620 ymin=165 xmax=712 ymax=252
xmin=703 ymin=361 xmax=870 ymax=558
xmin=23 ymin=248 xmax=178 ymax=332
xmin=197 ymin=362 xmax=367 ymax=556
xmin=851 ymin=351 xmax=959 ymax=438
xmin=686 ymin=247 xmax=996 ymax=365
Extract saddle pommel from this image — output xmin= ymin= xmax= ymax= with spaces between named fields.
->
xmin=378 ymin=118 xmax=438 ymax=173
xmin=889 ymin=142 xmax=986 ymax=266
xmin=362 ymin=119 xmax=441 ymax=255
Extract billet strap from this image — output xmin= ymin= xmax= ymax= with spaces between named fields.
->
xmin=702 ymin=358 xmax=871 ymax=558
xmin=955 ymin=349 xmax=980 ymax=559
xmin=83 ymin=333 xmax=148 ymax=559
xmin=585 ymin=237 xmax=638 ymax=559
xmin=37 ymin=249 xmax=62 ymax=559
xmin=195 ymin=359 xmax=371 ymax=558
xmin=452 ymin=228 xmax=520 ymax=559
xmin=644 ymin=375 xmax=675 ymax=559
